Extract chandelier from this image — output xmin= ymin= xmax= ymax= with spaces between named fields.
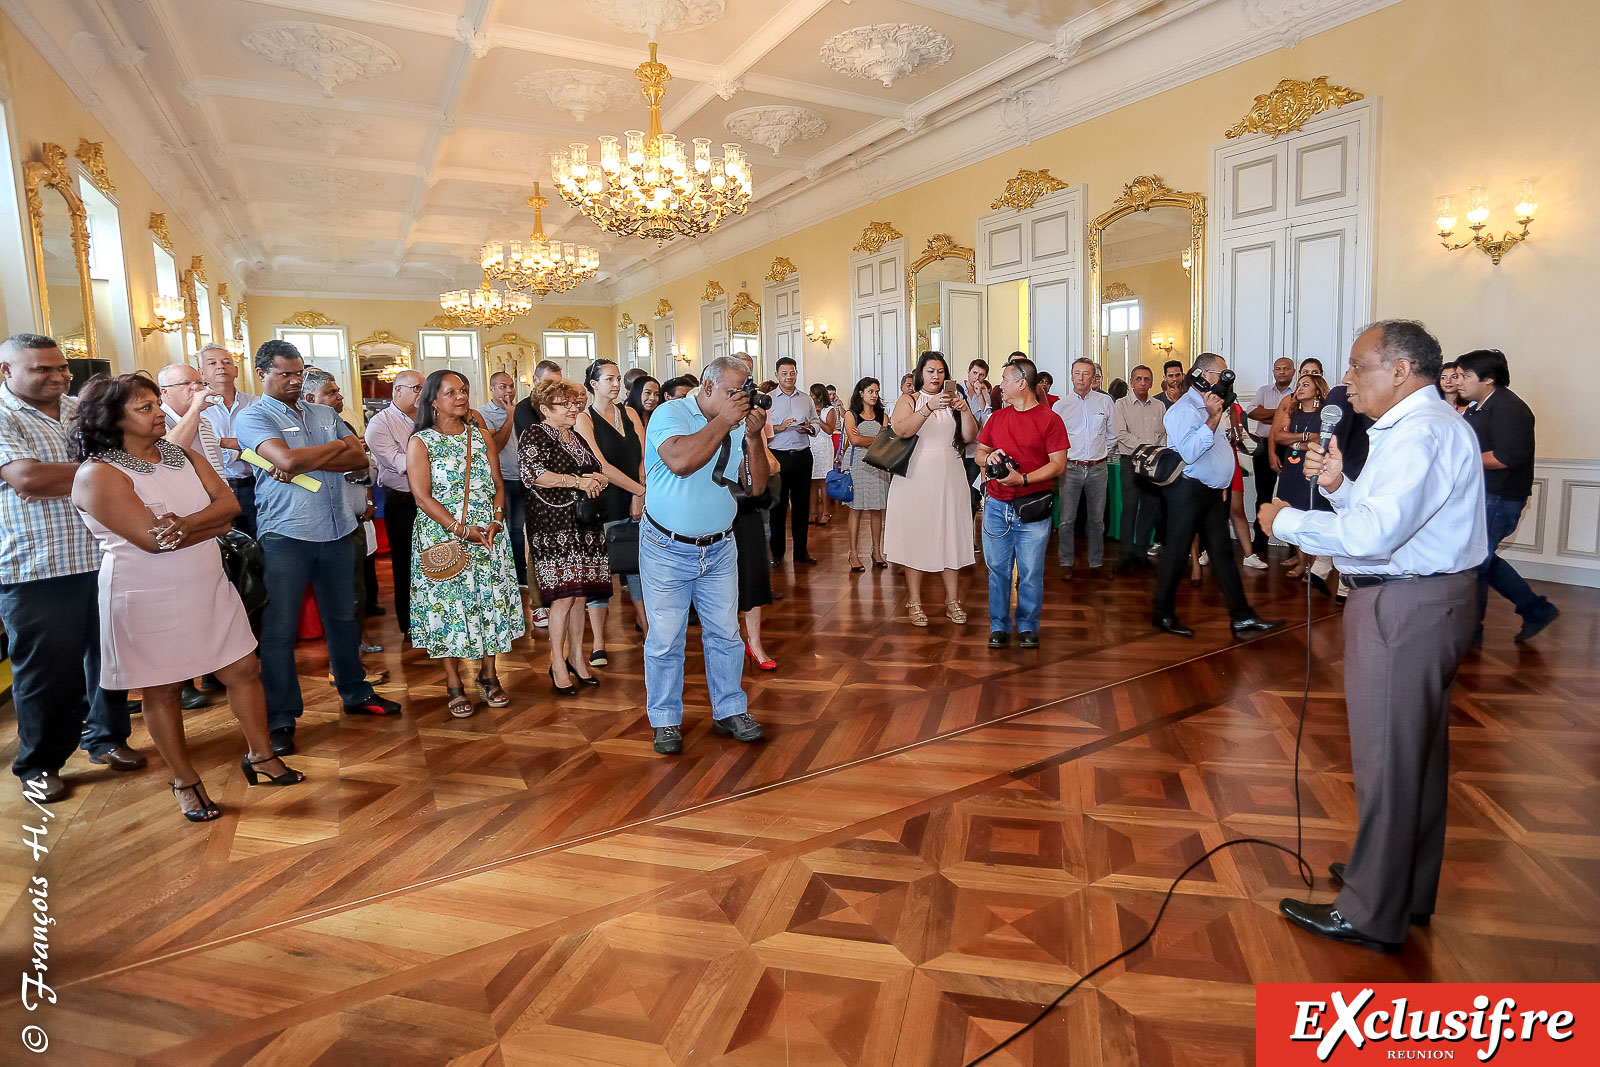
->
xmin=551 ymin=42 xmax=752 ymax=244
xmin=480 ymin=183 xmax=600 ymax=298
xmin=439 ymin=279 xmax=532 ymax=329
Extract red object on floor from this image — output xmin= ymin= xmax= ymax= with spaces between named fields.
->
xmin=372 ymin=518 xmax=389 ymax=555
xmin=297 ymin=589 xmax=323 ymax=641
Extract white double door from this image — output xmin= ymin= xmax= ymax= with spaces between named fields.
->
xmin=850 ymin=239 xmax=906 ymax=388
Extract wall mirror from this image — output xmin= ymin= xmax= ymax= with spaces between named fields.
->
xmin=483 ymin=331 xmax=539 ymax=389
xmin=1088 ymin=175 xmax=1204 ymax=387
xmin=354 ymin=330 xmax=414 ymax=419
xmin=729 ymin=291 xmax=760 ymax=374
xmin=908 ymin=234 xmax=977 ymax=361
xmin=24 ymin=143 xmax=96 ymax=358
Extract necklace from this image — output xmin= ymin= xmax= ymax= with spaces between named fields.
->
xmin=96 ymin=439 xmax=186 ymax=473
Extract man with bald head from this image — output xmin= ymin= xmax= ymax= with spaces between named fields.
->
xmin=365 ymin=368 xmax=424 ymax=639
xmin=158 ymin=361 xmax=228 ymax=478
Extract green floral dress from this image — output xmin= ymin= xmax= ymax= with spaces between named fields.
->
xmin=409 ymin=425 xmax=524 ymax=658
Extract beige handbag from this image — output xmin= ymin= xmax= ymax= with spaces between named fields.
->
xmin=416 ymin=426 xmax=474 ymax=582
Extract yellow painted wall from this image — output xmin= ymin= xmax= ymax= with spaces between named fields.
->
xmin=1 ymin=9 xmax=246 ymax=378
xmin=1101 ymin=258 xmax=1191 ymax=376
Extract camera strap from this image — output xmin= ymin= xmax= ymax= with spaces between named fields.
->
xmin=709 ymin=434 xmax=749 ymax=494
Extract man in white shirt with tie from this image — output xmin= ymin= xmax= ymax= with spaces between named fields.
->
xmin=1052 ymin=358 xmax=1116 ymax=579
xmin=1262 ymin=320 xmax=1487 ymax=954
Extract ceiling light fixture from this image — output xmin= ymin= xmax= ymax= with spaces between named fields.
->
xmin=439 ymin=278 xmax=532 ymax=329
xmin=480 ymin=183 xmax=600 ymax=299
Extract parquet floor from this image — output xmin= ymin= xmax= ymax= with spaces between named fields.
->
xmin=1 ymin=523 xmax=1596 ymax=1065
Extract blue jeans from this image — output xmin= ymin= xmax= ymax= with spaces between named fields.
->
xmin=1477 ymin=493 xmax=1553 ymax=630
xmin=258 ymin=532 xmax=374 ymax=730
xmin=983 ymin=496 xmax=1051 ymax=634
xmin=639 ymin=520 xmax=746 ymax=728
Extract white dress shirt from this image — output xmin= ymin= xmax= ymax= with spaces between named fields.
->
xmin=201 ymin=390 xmax=258 ymax=479
xmin=1052 ymin=388 xmax=1116 ymax=462
xmin=1248 ymin=382 xmax=1291 ymax=438
xmin=768 ymin=387 xmax=817 ymax=451
xmin=364 ymin=402 xmax=416 ymax=492
xmin=1273 ymin=387 xmax=1487 ymax=576
xmin=163 ymin=401 xmax=228 ymax=476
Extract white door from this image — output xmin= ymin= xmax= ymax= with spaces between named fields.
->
xmin=848 ymin=239 xmax=906 ymax=383
xmin=1027 ymin=272 xmax=1077 ymax=388
xmin=940 ymin=282 xmax=986 ymax=370
xmin=768 ymin=277 xmax=803 ymax=383
xmin=875 ymin=306 xmax=905 ymax=390
xmin=655 ymin=315 xmax=675 ymax=380
xmin=700 ymin=300 xmax=728 ymax=371
xmin=1287 ymin=216 xmax=1358 ymax=379
xmin=1217 ymin=228 xmax=1287 ymax=388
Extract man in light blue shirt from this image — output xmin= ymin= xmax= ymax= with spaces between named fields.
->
xmin=640 ymin=356 xmax=771 ymax=755
xmin=235 ymin=340 xmax=401 ymax=754
xmin=1152 ymin=353 xmax=1279 ymax=638
xmin=478 ymin=371 xmax=526 ymax=587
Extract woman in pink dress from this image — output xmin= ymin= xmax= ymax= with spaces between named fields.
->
xmin=883 ymin=352 xmax=979 ymax=626
xmin=71 ymin=375 xmax=303 ymax=823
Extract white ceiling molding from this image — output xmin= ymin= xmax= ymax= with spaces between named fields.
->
xmin=723 ymin=105 xmax=827 ymax=156
xmin=265 ymin=108 xmax=379 ymax=156
xmin=514 ymin=69 xmax=638 ymax=124
xmin=820 ymin=23 xmax=954 ymax=88
xmin=240 ymin=21 xmax=402 ymax=96
xmin=583 ymin=0 xmax=727 ymax=39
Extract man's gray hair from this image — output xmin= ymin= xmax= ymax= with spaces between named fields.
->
xmin=156 ymin=362 xmax=197 ymax=386
xmin=1192 ymin=352 xmax=1225 ymax=374
xmin=702 ymin=355 xmax=751 ymax=387
xmin=1359 ymin=319 xmax=1443 ymax=380
xmin=197 ymin=343 xmax=231 ymax=360
xmin=731 ymin=351 xmax=754 ymax=370
xmin=302 ymin=367 xmax=336 ymax=393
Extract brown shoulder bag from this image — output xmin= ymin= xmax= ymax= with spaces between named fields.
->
xmin=416 ymin=426 xmax=474 ymax=582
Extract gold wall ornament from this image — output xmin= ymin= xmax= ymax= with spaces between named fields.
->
xmin=1102 ymin=282 xmax=1136 ymax=301
xmin=149 ymin=211 xmax=173 ymax=254
xmin=730 ymin=291 xmax=759 ymax=318
xmin=656 ymin=297 xmax=674 ymax=316
xmin=731 ymin=317 xmax=758 ymax=335
xmin=487 ymin=331 xmax=537 ymax=350
xmin=990 ymin=167 xmax=1069 ymax=212
xmin=1435 ymin=181 xmax=1539 ymax=266
xmin=701 ymin=280 xmax=724 ymax=302
xmin=189 ymin=255 xmax=206 ymax=284
xmin=235 ymin=298 xmax=248 ymax=342
xmin=1224 ymin=75 xmax=1364 ymax=140
xmin=619 ymin=312 xmax=633 ymax=327
xmin=764 ymin=256 xmax=797 ymax=283
xmin=285 ymin=310 xmax=339 ymax=327
xmin=636 ymin=323 xmax=652 ymax=339
xmin=549 ymin=316 xmax=590 ymax=332
xmin=74 ymin=139 xmax=115 ymax=197
xmin=423 ymin=314 xmax=462 ymax=329
xmin=23 ymin=143 xmax=97 ymax=358
xmin=217 ymin=282 xmax=230 ymax=305
xmin=852 ymin=220 xmax=902 ymax=252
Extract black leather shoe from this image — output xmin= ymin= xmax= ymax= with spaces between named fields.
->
xmin=1514 ymin=605 xmax=1560 ymax=643
xmin=1327 ymin=863 xmax=1431 ymax=926
xmin=1153 ymin=615 xmax=1194 ymax=638
xmin=1279 ymin=898 xmax=1403 ymax=953
xmin=1019 ymin=631 xmax=1040 ymax=649
xmin=549 ymin=667 xmax=577 ymax=696
xmin=180 ymin=683 xmax=212 ymax=710
xmin=712 ymin=713 xmax=765 ymax=743
xmin=1230 ymin=616 xmax=1283 ymax=636
xmin=344 ymin=695 xmax=402 ymax=716
xmin=800 ymin=555 xmax=819 ymax=565
xmin=269 ymin=727 xmax=296 ymax=756
xmin=89 ymin=744 xmax=147 ymax=771
xmin=988 ymin=630 xmax=1009 ymax=648
xmin=1309 ymin=573 xmax=1332 ymax=597
xmin=652 ymin=725 xmax=683 ymax=754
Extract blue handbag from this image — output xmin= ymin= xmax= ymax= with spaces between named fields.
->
xmin=825 ymin=440 xmax=855 ymax=503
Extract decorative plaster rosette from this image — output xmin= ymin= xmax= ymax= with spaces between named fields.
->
xmin=241 ymin=21 xmax=400 ymax=96
xmin=268 ymin=108 xmax=376 ymax=157
xmin=723 ymin=106 xmax=826 ymax=157
xmin=820 ymin=24 xmax=952 ymax=88
xmin=582 ymin=0 xmax=725 ymax=38
xmin=285 ymin=167 xmax=381 ymax=201
xmin=514 ymin=69 xmax=637 ymax=124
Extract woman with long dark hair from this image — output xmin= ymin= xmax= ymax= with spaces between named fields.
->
xmin=808 ymin=382 xmax=839 ymax=527
xmin=574 ymin=358 xmax=648 ymax=653
xmin=626 ymin=374 xmax=661 ymax=427
xmin=405 ymin=370 xmax=524 ymax=717
xmin=841 ymin=376 xmax=889 ymax=570
xmin=884 ymin=352 xmax=978 ymax=625
xmin=1269 ymin=371 xmax=1333 ymax=581
xmin=70 ymin=374 xmax=302 ymax=822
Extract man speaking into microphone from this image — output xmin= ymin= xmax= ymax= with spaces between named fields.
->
xmin=1259 ymin=320 xmax=1486 ymax=952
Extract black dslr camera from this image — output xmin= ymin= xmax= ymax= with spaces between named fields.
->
xmin=738 ymin=377 xmax=771 ymax=410
xmin=984 ymin=451 xmax=1016 ymax=480
xmin=1188 ymin=367 xmax=1237 ymax=406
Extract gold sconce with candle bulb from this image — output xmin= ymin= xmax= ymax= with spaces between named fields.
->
xmin=1150 ymin=334 xmax=1176 ymax=356
xmin=803 ymin=316 xmax=833 ymax=348
xmin=139 ymin=293 xmax=186 ymax=338
xmin=1435 ymin=179 xmax=1538 ymax=265
xmin=672 ymin=342 xmax=692 ymax=365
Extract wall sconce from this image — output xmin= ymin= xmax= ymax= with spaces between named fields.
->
xmin=803 ymin=316 xmax=833 ymax=347
xmin=1435 ymin=179 xmax=1537 ymax=265
xmin=672 ymin=342 xmax=692 ymax=364
xmin=1180 ymin=248 xmax=1192 ymax=277
xmin=1150 ymin=334 xmax=1176 ymax=355
xmin=139 ymin=293 xmax=185 ymax=339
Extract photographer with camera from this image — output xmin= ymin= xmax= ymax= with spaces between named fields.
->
xmin=1152 ymin=353 xmax=1282 ymax=639
xmin=975 ymin=358 xmax=1068 ymax=649
xmin=639 ymin=356 xmax=771 ymax=755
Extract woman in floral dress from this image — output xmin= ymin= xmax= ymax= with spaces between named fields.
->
xmin=406 ymin=370 xmax=524 ymax=718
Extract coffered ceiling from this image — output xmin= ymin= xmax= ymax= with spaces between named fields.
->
xmin=7 ymin=0 xmax=1394 ymax=303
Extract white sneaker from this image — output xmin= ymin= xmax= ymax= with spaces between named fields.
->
xmin=1198 ymin=551 xmax=1210 ymax=566
xmin=531 ymin=607 xmax=549 ymax=629
xmin=1147 ymin=543 xmax=1161 ymax=558
xmin=1243 ymin=554 xmax=1268 ymax=570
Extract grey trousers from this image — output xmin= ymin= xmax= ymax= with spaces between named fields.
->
xmin=1334 ymin=571 xmax=1475 ymax=943
xmin=1057 ymin=461 xmax=1108 ymax=567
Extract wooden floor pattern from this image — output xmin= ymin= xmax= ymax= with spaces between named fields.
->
xmin=2 ymin=525 xmax=1596 ymax=1065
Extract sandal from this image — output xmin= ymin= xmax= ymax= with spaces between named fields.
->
xmin=446 ymin=685 xmax=475 ymax=719
xmin=945 ymin=600 xmax=968 ymax=624
xmin=476 ymin=675 xmax=510 ymax=707
xmin=872 ymin=549 xmax=887 ymax=568
xmin=172 ymin=780 xmax=221 ymax=823
xmin=907 ymin=603 xmax=928 ymax=627
xmin=848 ymin=551 xmax=864 ymax=572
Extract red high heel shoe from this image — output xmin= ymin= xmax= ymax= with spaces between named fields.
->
xmin=745 ymin=642 xmax=777 ymax=671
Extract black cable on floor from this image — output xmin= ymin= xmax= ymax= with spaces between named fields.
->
xmin=966 ymin=570 xmax=1321 ymax=1065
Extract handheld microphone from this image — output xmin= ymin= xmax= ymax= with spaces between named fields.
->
xmin=1318 ymin=403 xmax=1343 ymax=450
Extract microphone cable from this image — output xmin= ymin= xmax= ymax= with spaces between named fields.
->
xmin=966 ymin=559 xmax=1322 ymax=1065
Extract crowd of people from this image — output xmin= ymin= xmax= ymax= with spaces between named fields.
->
xmin=0 ymin=321 xmax=1558 ymax=818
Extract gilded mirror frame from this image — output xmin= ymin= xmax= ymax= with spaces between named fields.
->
xmin=906 ymin=234 xmax=975 ymax=358
xmin=23 ymin=143 xmax=97 ymax=358
xmin=1088 ymin=175 xmax=1205 ymax=371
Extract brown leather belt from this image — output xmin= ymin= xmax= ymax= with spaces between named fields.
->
xmin=1068 ymin=457 xmax=1108 ymax=467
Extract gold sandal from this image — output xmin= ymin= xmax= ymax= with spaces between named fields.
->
xmin=907 ymin=602 xmax=928 ymax=627
xmin=945 ymin=600 xmax=968 ymax=624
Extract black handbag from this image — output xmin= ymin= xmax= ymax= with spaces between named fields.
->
xmin=606 ymin=519 xmax=639 ymax=574
xmin=1013 ymin=490 xmax=1056 ymax=524
xmin=863 ymin=425 xmax=916 ymax=475
xmin=574 ymin=492 xmax=604 ymax=527
xmin=216 ymin=528 xmax=268 ymax=615
xmin=1129 ymin=443 xmax=1186 ymax=486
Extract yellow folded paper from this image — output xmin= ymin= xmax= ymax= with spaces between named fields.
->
xmin=240 ymin=448 xmax=321 ymax=492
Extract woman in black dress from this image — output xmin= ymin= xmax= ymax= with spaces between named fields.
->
xmin=1270 ymin=372 xmax=1332 ymax=578
xmin=574 ymin=358 xmax=648 ymax=657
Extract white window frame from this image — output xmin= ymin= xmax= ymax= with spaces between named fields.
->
xmin=273 ymin=324 xmax=352 ymax=403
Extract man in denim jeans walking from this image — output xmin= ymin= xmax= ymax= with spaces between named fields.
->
xmin=640 ymin=356 xmax=771 ymax=754
xmin=975 ymin=358 xmax=1068 ymax=649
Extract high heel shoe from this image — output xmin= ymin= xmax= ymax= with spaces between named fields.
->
xmin=172 ymin=780 xmax=222 ymax=822
xmin=549 ymin=666 xmax=578 ymax=696
xmin=240 ymin=753 xmax=306 ymax=786
xmin=872 ymin=548 xmax=887 ymax=568
xmin=564 ymin=659 xmax=600 ymax=687
xmin=745 ymin=641 xmax=777 ymax=670
xmin=848 ymin=551 xmax=864 ymax=572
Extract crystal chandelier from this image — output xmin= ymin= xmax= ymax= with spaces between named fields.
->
xmin=480 ymin=183 xmax=600 ymax=298
xmin=439 ymin=279 xmax=532 ymax=329
xmin=551 ymin=42 xmax=752 ymax=244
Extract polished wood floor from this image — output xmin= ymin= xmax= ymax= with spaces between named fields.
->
xmin=2 ymin=522 xmax=1596 ymax=1065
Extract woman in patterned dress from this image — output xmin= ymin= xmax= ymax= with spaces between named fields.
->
xmin=841 ymin=377 xmax=889 ymax=570
xmin=406 ymin=370 xmax=525 ymax=718
xmin=519 ymin=377 xmax=612 ymax=695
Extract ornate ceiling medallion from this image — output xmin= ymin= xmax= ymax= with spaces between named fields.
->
xmin=765 ymin=256 xmax=796 ymax=283
xmin=285 ymin=167 xmax=381 ymax=202
xmin=241 ymin=21 xmax=401 ymax=97
xmin=514 ymin=69 xmax=638 ymax=124
xmin=655 ymin=298 xmax=673 ymax=316
xmin=702 ymin=280 xmax=724 ymax=302
xmin=820 ymin=24 xmax=952 ymax=88
xmin=583 ymin=0 xmax=726 ymax=37
xmin=74 ymin=140 xmax=115 ymax=196
xmin=723 ymin=106 xmax=826 ymax=157
xmin=286 ymin=310 xmax=339 ymax=327
xmin=851 ymin=220 xmax=902 ymax=252
xmin=1224 ymin=75 xmax=1364 ymax=140
xmin=267 ymin=108 xmax=376 ymax=157
xmin=990 ymin=168 xmax=1068 ymax=212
